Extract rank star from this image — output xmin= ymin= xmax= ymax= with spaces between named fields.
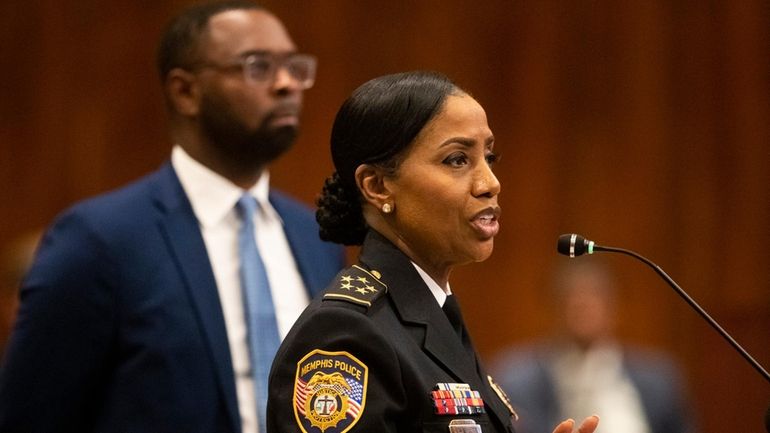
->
xmin=355 ymin=287 xmax=368 ymax=294
xmin=341 ymin=282 xmax=353 ymax=290
xmin=356 ymin=277 xmax=369 ymax=284
xmin=341 ymin=276 xmax=353 ymax=283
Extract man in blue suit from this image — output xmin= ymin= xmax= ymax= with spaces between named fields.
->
xmin=0 ymin=2 xmax=345 ymax=432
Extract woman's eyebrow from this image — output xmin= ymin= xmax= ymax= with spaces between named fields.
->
xmin=439 ymin=137 xmax=475 ymax=148
xmin=439 ymin=135 xmax=495 ymax=149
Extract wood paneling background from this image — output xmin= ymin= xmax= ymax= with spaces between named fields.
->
xmin=1 ymin=1 xmax=768 ymax=431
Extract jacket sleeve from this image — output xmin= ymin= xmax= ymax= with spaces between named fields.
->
xmin=267 ymin=302 xmax=413 ymax=432
xmin=0 ymin=209 xmax=117 ymax=431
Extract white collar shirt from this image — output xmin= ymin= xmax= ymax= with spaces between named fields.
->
xmin=411 ymin=261 xmax=452 ymax=307
xmin=551 ymin=342 xmax=652 ymax=433
xmin=171 ymin=145 xmax=309 ymax=433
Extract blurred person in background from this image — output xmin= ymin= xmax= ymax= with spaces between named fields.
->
xmin=491 ymin=258 xmax=696 ymax=433
xmin=0 ymin=1 xmax=344 ymax=432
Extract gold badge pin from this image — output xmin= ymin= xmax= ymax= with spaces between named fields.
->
xmin=487 ymin=375 xmax=518 ymax=421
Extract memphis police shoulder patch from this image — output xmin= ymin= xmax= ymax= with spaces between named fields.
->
xmin=323 ymin=264 xmax=387 ymax=307
xmin=293 ymin=349 xmax=368 ymax=433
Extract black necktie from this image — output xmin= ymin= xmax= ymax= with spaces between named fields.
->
xmin=443 ymin=295 xmax=480 ymax=372
xmin=442 ymin=295 xmax=465 ymax=340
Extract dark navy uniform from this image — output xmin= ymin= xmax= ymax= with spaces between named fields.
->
xmin=267 ymin=230 xmax=517 ymax=433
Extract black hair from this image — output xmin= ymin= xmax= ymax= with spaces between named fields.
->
xmin=316 ymin=71 xmax=462 ymax=245
xmin=156 ymin=0 xmax=263 ymax=81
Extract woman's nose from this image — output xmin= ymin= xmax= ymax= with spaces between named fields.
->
xmin=473 ymin=162 xmax=501 ymax=198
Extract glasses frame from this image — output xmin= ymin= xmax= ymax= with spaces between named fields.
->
xmin=190 ymin=52 xmax=317 ymax=89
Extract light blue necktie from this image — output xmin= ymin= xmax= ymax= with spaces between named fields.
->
xmin=236 ymin=194 xmax=281 ymax=432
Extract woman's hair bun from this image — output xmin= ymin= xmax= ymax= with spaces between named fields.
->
xmin=316 ymin=172 xmax=368 ymax=245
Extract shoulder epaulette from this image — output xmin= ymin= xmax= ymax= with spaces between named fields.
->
xmin=323 ymin=264 xmax=388 ymax=307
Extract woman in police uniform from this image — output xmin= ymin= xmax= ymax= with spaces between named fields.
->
xmin=267 ymin=71 xmax=599 ymax=433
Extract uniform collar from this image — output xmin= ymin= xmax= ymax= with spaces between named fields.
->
xmin=411 ymin=262 xmax=452 ymax=307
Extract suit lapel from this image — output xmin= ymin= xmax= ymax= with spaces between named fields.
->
xmin=360 ymin=231 xmax=514 ymax=431
xmin=421 ymin=309 xmax=481 ymax=385
xmin=359 ymin=232 xmax=480 ymax=386
xmin=152 ymin=164 xmax=241 ymax=433
xmin=269 ymin=192 xmax=320 ymax=296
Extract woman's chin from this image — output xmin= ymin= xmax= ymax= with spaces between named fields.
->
xmin=470 ymin=239 xmax=495 ymax=263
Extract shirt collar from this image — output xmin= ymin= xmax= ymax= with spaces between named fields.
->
xmin=171 ymin=145 xmax=280 ymax=227
xmin=411 ymin=261 xmax=452 ymax=307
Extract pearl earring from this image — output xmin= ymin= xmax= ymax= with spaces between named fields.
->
xmin=382 ymin=203 xmax=393 ymax=214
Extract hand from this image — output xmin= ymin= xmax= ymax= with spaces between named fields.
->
xmin=551 ymin=415 xmax=600 ymax=433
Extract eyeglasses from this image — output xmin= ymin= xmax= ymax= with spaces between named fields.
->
xmin=193 ymin=52 xmax=317 ymax=89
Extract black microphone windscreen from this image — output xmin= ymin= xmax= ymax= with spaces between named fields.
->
xmin=557 ymin=234 xmax=588 ymax=257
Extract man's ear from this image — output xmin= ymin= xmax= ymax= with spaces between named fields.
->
xmin=164 ymin=68 xmax=201 ymax=117
xmin=355 ymin=164 xmax=393 ymax=210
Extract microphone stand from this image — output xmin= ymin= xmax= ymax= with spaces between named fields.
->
xmin=593 ymin=244 xmax=770 ymax=384
xmin=570 ymin=238 xmax=770 ymax=432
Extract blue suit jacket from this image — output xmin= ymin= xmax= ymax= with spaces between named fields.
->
xmin=0 ymin=163 xmax=345 ymax=433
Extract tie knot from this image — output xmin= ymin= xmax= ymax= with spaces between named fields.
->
xmin=236 ymin=194 xmax=259 ymax=219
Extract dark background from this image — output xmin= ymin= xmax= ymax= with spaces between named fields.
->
xmin=1 ymin=1 xmax=768 ymax=431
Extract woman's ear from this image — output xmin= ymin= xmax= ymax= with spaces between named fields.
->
xmin=355 ymin=164 xmax=393 ymax=212
xmin=164 ymin=68 xmax=201 ymax=117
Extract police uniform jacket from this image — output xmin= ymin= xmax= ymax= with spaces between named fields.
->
xmin=267 ymin=230 xmax=517 ymax=433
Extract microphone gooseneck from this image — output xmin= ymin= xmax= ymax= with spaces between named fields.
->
xmin=556 ymin=233 xmax=770 ymax=385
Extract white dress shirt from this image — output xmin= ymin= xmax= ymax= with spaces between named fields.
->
xmin=172 ymin=145 xmax=310 ymax=433
xmin=412 ymin=261 xmax=452 ymax=307
xmin=551 ymin=342 xmax=652 ymax=433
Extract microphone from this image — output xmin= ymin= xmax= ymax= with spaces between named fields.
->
xmin=557 ymin=233 xmax=603 ymax=257
xmin=556 ymin=233 xmax=770 ymax=384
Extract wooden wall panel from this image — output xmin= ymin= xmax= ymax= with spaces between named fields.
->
xmin=1 ymin=1 xmax=768 ymax=431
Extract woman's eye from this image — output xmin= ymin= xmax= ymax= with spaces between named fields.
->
xmin=485 ymin=152 xmax=500 ymax=166
xmin=443 ymin=153 xmax=468 ymax=167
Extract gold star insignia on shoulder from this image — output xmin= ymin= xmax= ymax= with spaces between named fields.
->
xmin=324 ymin=265 xmax=388 ymax=308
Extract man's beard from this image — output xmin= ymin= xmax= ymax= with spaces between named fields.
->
xmin=198 ymin=93 xmax=298 ymax=171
